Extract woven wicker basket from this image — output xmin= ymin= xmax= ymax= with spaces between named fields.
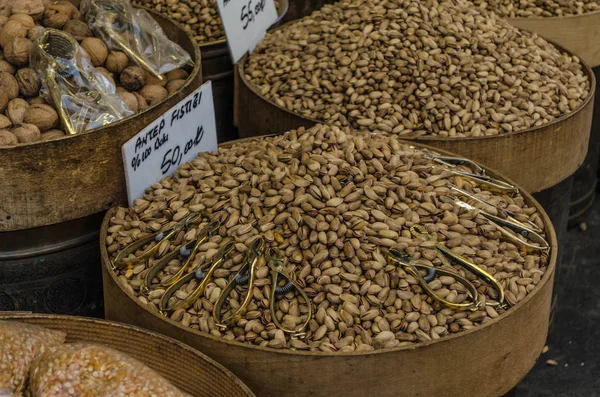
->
xmin=0 ymin=313 xmax=255 ymax=397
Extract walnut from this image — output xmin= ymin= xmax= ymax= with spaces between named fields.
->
xmin=27 ymin=96 xmax=47 ymax=105
xmin=0 ymin=60 xmax=15 ymax=74
xmin=0 ymin=129 xmax=18 ymax=146
xmin=23 ymin=103 xmax=58 ymax=131
xmin=0 ymin=72 xmax=20 ymax=99
xmin=7 ymin=98 xmax=29 ymax=125
xmin=0 ymin=114 xmax=12 ymax=129
xmin=9 ymin=14 xmax=35 ymax=30
xmin=81 ymin=37 xmax=108 ymax=67
xmin=167 ymin=79 xmax=186 ymax=94
xmin=5 ymin=38 xmax=33 ymax=67
xmin=140 ymin=85 xmax=168 ymax=106
xmin=26 ymin=27 xmax=44 ymax=44
xmin=41 ymin=129 xmax=65 ymax=141
xmin=105 ymin=51 xmax=129 ymax=74
xmin=42 ymin=4 xmax=71 ymax=29
xmin=12 ymin=0 xmax=45 ymax=20
xmin=0 ymin=21 xmax=28 ymax=48
xmin=115 ymin=86 xmax=127 ymax=94
xmin=166 ymin=69 xmax=189 ymax=81
xmin=63 ymin=20 xmax=92 ymax=42
xmin=13 ymin=123 xmax=40 ymax=143
xmin=17 ymin=68 xmax=41 ymax=97
xmin=56 ymin=1 xmax=81 ymax=20
xmin=145 ymin=74 xmax=167 ymax=87
xmin=133 ymin=92 xmax=149 ymax=112
xmin=0 ymin=16 xmax=8 ymax=29
xmin=120 ymin=66 xmax=146 ymax=91
xmin=95 ymin=67 xmax=115 ymax=87
xmin=119 ymin=92 xmax=138 ymax=113
xmin=0 ymin=92 xmax=7 ymax=113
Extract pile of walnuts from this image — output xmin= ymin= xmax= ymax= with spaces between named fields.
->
xmin=0 ymin=0 xmax=189 ymax=147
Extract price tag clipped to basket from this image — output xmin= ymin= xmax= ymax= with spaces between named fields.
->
xmin=217 ymin=0 xmax=278 ymax=63
xmin=122 ymin=81 xmax=218 ymax=206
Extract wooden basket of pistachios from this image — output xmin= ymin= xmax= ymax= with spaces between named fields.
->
xmin=0 ymin=4 xmax=202 ymax=231
xmin=233 ymin=0 xmax=595 ymax=195
xmin=0 ymin=312 xmax=255 ymax=396
xmin=100 ymin=124 xmax=557 ymax=397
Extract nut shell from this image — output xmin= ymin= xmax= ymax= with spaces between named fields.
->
xmin=166 ymin=69 xmax=189 ymax=81
xmin=0 ymin=20 xmax=28 ymax=48
xmin=41 ymin=129 xmax=66 ymax=141
xmin=9 ymin=14 xmax=35 ymax=30
xmin=119 ymin=92 xmax=138 ymax=113
xmin=133 ymin=92 xmax=149 ymax=112
xmin=140 ymin=85 xmax=168 ymax=105
xmin=0 ymin=129 xmax=18 ymax=146
xmin=0 ymin=114 xmax=12 ymax=129
xmin=63 ymin=20 xmax=91 ymax=41
xmin=105 ymin=51 xmax=129 ymax=74
xmin=5 ymin=37 xmax=33 ymax=67
xmin=167 ymin=79 xmax=186 ymax=94
xmin=81 ymin=37 xmax=108 ymax=67
xmin=23 ymin=103 xmax=59 ymax=131
xmin=12 ymin=0 xmax=45 ymax=20
xmin=120 ymin=66 xmax=146 ymax=92
xmin=7 ymin=98 xmax=29 ymax=125
xmin=17 ymin=68 xmax=41 ymax=97
xmin=0 ymin=60 xmax=15 ymax=74
xmin=13 ymin=123 xmax=40 ymax=143
xmin=0 ymin=92 xmax=8 ymax=113
xmin=0 ymin=72 xmax=20 ymax=99
xmin=42 ymin=4 xmax=71 ymax=29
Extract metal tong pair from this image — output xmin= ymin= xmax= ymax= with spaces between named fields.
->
xmin=159 ymin=236 xmax=312 ymax=335
xmin=86 ymin=0 xmax=164 ymax=80
xmin=388 ymin=225 xmax=505 ymax=311
xmin=418 ymin=148 xmax=519 ymax=195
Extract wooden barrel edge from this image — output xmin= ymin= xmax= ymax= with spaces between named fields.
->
xmin=100 ymin=137 xmax=558 ymax=397
xmin=235 ymin=34 xmax=596 ymax=193
xmin=0 ymin=313 xmax=255 ymax=397
xmin=0 ymin=12 xmax=203 ymax=232
xmin=506 ymin=10 xmax=600 ymax=68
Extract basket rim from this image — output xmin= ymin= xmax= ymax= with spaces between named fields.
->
xmin=237 ymin=22 xmax=596 ymax=144
xmin=100 ymin=135 xmax=558 ymax=358
xmin=0 ymin=312 xmax=256 ymax=396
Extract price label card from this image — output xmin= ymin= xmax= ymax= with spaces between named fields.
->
xmin=122 ymin=81 xmax=218 ymax=206
xmin=216 ymin=0 xmax=277 ymax=63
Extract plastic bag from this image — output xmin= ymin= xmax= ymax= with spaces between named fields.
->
xmin=0 ymin=321 xmax=66 ymax=394
xmin=29 ymin=343 xmax=191 ymax=397
xmin=80 ymin=0 xmax=193 ymax=80
xmin=30 ymin=28 xmax=134 ymax=135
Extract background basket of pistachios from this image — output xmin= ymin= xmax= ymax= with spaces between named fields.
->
xmin=100 ymin=125 xmax=557 ymax=397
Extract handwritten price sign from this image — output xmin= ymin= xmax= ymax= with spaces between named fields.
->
xmin=216 ymin=0 xmax=277 ymax=63
xmin=122 ymin=81 xmax=218 ymax=205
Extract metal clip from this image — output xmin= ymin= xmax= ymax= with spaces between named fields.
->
xmin=112 ymin=213 xmax=201 ymax=270
xmin=267 ymin=247 xmax=312 ymax=336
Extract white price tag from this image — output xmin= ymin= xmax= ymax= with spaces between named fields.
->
xmin=216 ymin=0 xmax=277 ymax=64
xmin=122 ymin=81 xmax=218 ymax=206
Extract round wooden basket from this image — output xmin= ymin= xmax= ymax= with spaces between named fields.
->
xmin=0 ymin=11 xmax=203 ymax=232
xmin=234 ymin=31 xmax=595 ymax=195
xmin=506 ymin=11 xmax=600 ymax=68
xmin=0 ymin=312 xmax=255 ymax=397
xmin=100 ymin=137 xmax=558 ymax=397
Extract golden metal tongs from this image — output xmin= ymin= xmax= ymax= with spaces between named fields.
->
xmin=142 ymin=219 xmax=221 ymax=294
xmin=450 ymin=186 xmax=549 ymax=252
xmin=388 ymin=248 xmax=481 ymax=311
xmin=406 ymin=225 xmax=505 ymax=309
xmin=159 ymin=240 xmax=236 ymax=314
xmin=86 ymin=0 xmax=164 ymax=80
xmin=213 ymin=237 xmax=266 ymax=329
xmin=112 ymin=213 xmax=201 ymax=270
xmin=418 ymin=148 xmax=519 ymax=195
xmin=35 ymin=29 xmax=121 ymax=135
xmin=267 ymin=246 xmax=312 ymax=335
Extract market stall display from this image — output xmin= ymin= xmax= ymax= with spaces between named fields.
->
xmin=0 ymin=313 xmax=255 ymax=397
xmin=131 ymin=0 xmax=289 ymax=142
xmin=0 ymin=4 xmax=202 ymax=315
xmin=101 ymin=124 xmax=556 ymax=396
